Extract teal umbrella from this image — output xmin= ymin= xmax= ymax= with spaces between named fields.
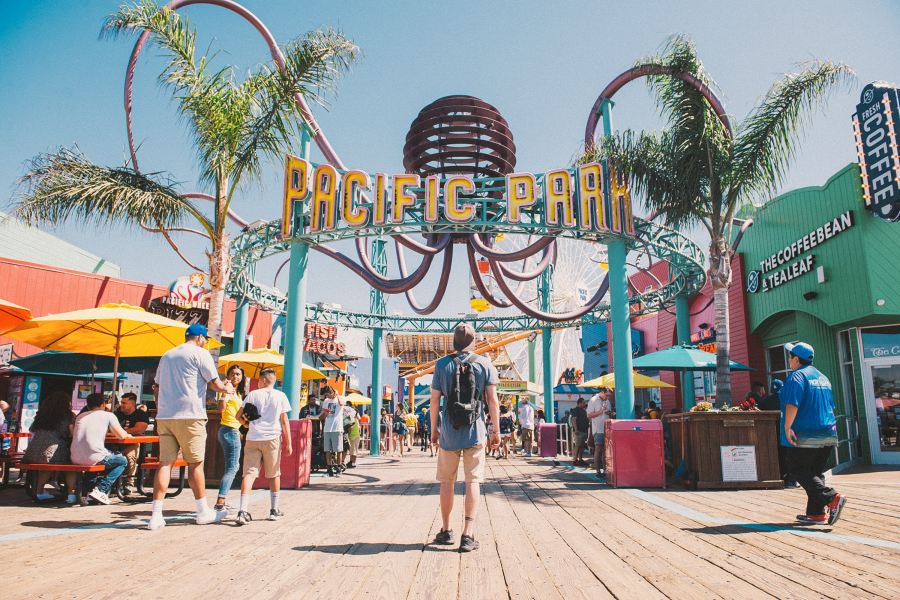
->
xmin=11 ymin=351 xmax=159 ymax=376
xmin=632 ymin=344 xmax=753 ymax=372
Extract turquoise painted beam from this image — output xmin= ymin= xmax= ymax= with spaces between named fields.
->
xmin=675 ymin=295 xmax=694 ymax=410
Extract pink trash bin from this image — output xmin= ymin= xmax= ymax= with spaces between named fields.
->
xmin=604 ymin=419 xmax=665 ymax=488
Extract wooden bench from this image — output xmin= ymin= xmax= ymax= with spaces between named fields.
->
xmin=19 ymin=463 xmax=107 ymax=505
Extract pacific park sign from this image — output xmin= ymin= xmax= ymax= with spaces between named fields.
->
xmin=281 ymin=156 xmax=636 ymax=238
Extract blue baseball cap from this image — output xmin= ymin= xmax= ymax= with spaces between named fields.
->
xmin=185 ymin=323 xmax=209 ymax=338
xmin=784 ymin=342 xmax=814 ymax=362
xmin=770 ymin=379 xmax=783 ymax=392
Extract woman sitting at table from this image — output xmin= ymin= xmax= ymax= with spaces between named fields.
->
xmin=70 ymin=393 xmax=130 ymax=505
xmin=22 ymin=390 xmax=78 ymax=503
xmin=214 ymin=365 xmax=246 ymax=513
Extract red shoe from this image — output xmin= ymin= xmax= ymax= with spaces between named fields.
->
xmin=827 ymin=494 xmax=846 ymax=525
xmin=795 ymin=514 xmax=827 ymax=525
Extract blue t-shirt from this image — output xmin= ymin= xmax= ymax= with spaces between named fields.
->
xmin=779 ymin=364 xmax=837 ymax=447
xmin=431 ymin=351 xmax=499 ymax=451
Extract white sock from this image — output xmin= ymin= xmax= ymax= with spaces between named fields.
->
xmin=151 ymin=500 xmax=164 ymax=517
xmin=195 ymin=498 xmax=208 ymax=514
xmin=239 ymin=494 xmax=250 ymax=512
xmin=270 ymin=491 xmax=279 ymax=511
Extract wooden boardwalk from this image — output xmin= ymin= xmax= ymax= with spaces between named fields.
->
xmin=2 ymin=453 xmax=899 ymax=599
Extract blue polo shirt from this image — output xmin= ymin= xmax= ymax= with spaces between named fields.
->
xmin=431 ymin=351 xmax=498 ymax=451
xmin=779 ymin=364 xmax=837 ymax=447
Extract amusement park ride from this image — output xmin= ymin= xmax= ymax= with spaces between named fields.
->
xmin=119 ymin=0 xmax=724 ymax=456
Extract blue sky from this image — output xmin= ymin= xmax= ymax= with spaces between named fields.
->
xmin=2 ymin=0 xmax=899 ymax=317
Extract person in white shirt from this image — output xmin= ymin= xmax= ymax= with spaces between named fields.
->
xmin=320 ymin=386 xmax=345 ymax=477
xmin=233 ymin=368 xmax=292 ymax=525
xmin=587 ymin=387 xmax=612 ymax=475
xmin=518 ymin=399 xmax=536 ymax=457
xmin=70 ymin=393 xmax=131 ymax=505
xmin=147 ymin=324 xmax=234 ymax=531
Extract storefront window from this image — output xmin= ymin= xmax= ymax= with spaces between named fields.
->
xmin=861 ymin=326 xmax=900 ymax=454
xmin=766 ymin=343 xmax=794 ymax=383
xmin=692 ymin=371 xmax=715 ymax=403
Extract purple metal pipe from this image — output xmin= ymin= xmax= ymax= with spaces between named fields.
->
xmin=468 ymin=233 xmax=554 ymax=262
xmin=396 ymin=238 xmax=454 ymax=314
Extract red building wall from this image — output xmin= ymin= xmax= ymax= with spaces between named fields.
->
xmin=608 ymin=255 xmax=765 ymax=412
xmin=0 ymin=257 xmax=273 ymax=357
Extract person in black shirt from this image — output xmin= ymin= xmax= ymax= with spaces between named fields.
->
xmin=113 ymin=392 xmax=150 ymax=494
xmin=758 ymin=379 xmax=782 ymax=411
xmin=570 ymin=398 xmax=590 ymax=466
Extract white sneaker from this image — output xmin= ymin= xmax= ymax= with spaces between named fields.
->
xmin=88 ymin=489 xmax=111 ymax=505
xmin=146 ymin=514 xmax=166 ymax=531
xmin=196 ymin=508 xmax=226 ymax=525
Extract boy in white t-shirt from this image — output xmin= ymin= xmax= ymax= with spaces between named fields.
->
xmin=234 ymin=368 xmax=292 ymax=525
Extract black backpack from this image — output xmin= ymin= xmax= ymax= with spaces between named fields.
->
xmin=446 ymin=353 xmax=482 ymax=430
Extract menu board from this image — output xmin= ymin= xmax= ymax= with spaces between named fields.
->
xmin=720 ymin=445 xmax=758 ymax=482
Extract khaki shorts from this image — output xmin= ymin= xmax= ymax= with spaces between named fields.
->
xmin=435 ymin=443 xmax=486 ymax=483
xmin=157 ymin=419 xmax=207 ymax=464
xmin=243 ymin=438 xmax=282 ymax=479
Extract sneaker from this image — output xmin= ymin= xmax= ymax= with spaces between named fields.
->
xmin=796 ymin=513 xmax=827 ymax=525
xmin=65 ymin=493 xmax=78 ymax=505
xmin=346 ymin=463 xmax=356 ymax=469
xmin=35 ymin=491 xmax=55 ymax=501
xmin=784 ymin=479 xmax=800 ymax=488
xmin=88 ymin=489 xmax=111 ymax=505
xmin=235 ymin=510 xmax=252 ymax=526
xmin=433 ymin=528 xmax=454 ymax=545
xmin=827 ymin=494 xmax=846 ymax=525
xmin=196 ymin=507 xmax=226 ymax=525
xmin=146 ymin=514 xmax=167 ymax=530
xmin=459 ymin=534 xmax=480 ymax=552
xmin=327 ymin=467 xmax=336 ymax=477
xmin=121 ymin=485 xmax=133 ymax=497
xmin=338 ymin=464 xmax=346 ymax=472
xmin=269 ymin=508 xmax=284 ymax=521
xmin=214 ymin=504 xmax=232 ymax=516
xmin=335 ymin=468 xmax=342 ymax=478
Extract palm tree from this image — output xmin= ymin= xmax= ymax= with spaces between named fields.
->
xmin=591 ymin=36 xmax=853 ymax=405
xmin=14 ymin=0 xmax=357 ymax=351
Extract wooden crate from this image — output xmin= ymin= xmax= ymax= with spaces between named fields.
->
xmin=665 ymin=411 xmax=783 ymax=490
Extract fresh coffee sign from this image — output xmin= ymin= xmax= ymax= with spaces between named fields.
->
xmin=852 ymin=82 xmax=900 ymax=222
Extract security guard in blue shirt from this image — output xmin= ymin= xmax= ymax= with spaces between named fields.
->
xmin=780 ymin=342 xmax=846 ymax=525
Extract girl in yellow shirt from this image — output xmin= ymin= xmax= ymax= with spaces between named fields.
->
xmin=214 ymin=365 xmax=246 ymax=512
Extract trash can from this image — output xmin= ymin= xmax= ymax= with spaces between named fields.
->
xmin=253 ymin=419 xmax=312 ymax=489
xmin=539 ymin=422 xmax=557 ymax=457
xmin=605 ymin=419 xmax=665 ymax=488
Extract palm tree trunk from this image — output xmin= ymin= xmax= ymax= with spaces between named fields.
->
xmin=206 ymin=231 xmax=231 ymax=361
xmin=709 ymin=237 xmax=733 ymax=406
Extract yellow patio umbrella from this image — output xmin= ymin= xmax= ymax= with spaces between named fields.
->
xmin=217 ymin=347 xmax=326 ymax=380
xmin=0 ymin=298 xmax=32 ymax=334
xmin=344 ymin=392 xmax=372 ymax=405
xmin=4 ymin=302 xmax=223 ymax=395
xmin=579 ymin=371 xmax=675 ymax=389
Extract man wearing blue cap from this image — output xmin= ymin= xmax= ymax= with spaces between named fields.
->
xmin=781 ymin=341 xmax=846 ymax=525
xmin=147 ymin=323 xmax=235 ymax=530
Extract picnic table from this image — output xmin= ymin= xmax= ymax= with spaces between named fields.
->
xmin=105 ymin=434 xmax=186 ymax=500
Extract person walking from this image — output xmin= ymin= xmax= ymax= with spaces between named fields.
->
xmin=781 ymin=342 xmax=846 ymax=525
xmin=233 ymin=368 xmax=292 ymax=525
xmin=344 ymin=401 xmax=360 ymax=469
xmin=587 ymin=387 xmax=612 ymax=476
xmin=570 ymin=398 xmax=590 ymax=466
xmin=430 ymin=323 xmax=501 ymax=553
xmin=393 ymin=403 xmax=408 ymax=458
xmin=147 ymin=324 xmax=234 ymax=530
xmin=497 ymin=404 xmax=515 ymax=459
xmin=321 ymin=386 xmax=345 ymax=477
xmin=213 ymin=365 xmax=246 ymax=513
xmin=518 ymin=398 xmax=536 ymax=457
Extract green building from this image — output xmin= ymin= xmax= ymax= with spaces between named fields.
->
xmin=740 ymin=164 xmax=900 ymax=467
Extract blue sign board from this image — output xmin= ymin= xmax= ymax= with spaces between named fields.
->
xmin=852 ymin=83 xmax=900 ymax=222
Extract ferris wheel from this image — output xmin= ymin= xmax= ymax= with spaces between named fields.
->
xmin=468 ymin=233 xmax=609 ymax=386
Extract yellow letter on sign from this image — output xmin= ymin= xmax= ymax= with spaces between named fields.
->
xmin=282 ymin=155 xmax=310 ymax=237
xmin=341 ymin=170 xmax=371 ymax=228
xmin=543 ymin=169 xmax=575 ymax=227
xmin=310 ymin=164 xmax=338 ymax=232
xmin=392 ymin=174 xmax=421 ymax=224
xmin=424 ymin=175 xmax=441 ymax=223
xmin=576 ymin=162 xmax=607 ymax=232
xmin=444 ymin=176 xmax=476 ymax=223
xmin=609 ymin=164 xmax=635 ymax=235
xmin=506 ymin=173 xmax=537 ymax=223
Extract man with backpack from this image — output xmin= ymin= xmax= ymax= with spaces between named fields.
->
xmin=430 ymin=323 xmax=501 ymax=553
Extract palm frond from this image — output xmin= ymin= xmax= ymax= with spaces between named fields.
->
xmin=228 ymin=29 xmax=358 ymax=189
xmin=728 ymin=61 xmax=855 ymax=207
xmin=14 ymin=147 xmax=213 ymax=237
